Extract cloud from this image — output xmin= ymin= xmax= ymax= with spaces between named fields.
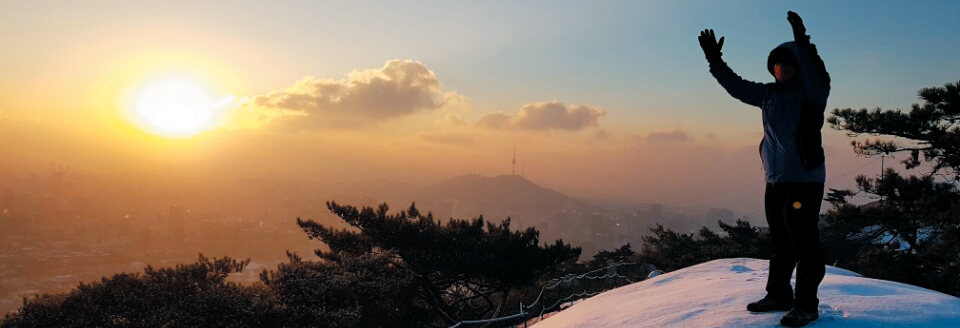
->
xmin=441 ymin=93 xmax=473 ymax=113
xmin=476 ymin=112 xmax=513 ymax=129
xmin=644 ymin=129 xmax=694 ymax=143
xmin=476 ymin=101 xmax=605 ymax=131
xmin=438 ymin=114 xmax=468 ymax=127
xmin=247 ymin=60 xmax=459 ymax=129
xmin=416 ymin=131 xmax=475 ymax=145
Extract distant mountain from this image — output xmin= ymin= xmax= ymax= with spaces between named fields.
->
xmin=349 ymin=174 xmax=700 ymax=257
xmin=409 ymin=174 xmax=570 ymax=226
xmin=422 ymin=174 xmax=568 ymax=205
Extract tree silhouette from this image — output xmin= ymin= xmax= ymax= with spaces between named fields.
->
xmin=828 ymin=81 xmax=959 ymax=175
xmin=639 ymin=219 xmax=770 ymax=271
xmin=296 ymin=201 xmax=581 ymax=327
xmin=1 ymin=255 xmax=281 ymax=328
xmin=824 ymin=81 xmax=960 ymax=296
xmin=589 ymin=244 xmax=636 ymax=268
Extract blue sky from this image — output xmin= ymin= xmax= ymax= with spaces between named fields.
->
xmin=4 ymin=1 xmax=957 ymax=116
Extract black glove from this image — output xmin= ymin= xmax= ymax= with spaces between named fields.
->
xmin=787 ymin=11 xmax=810 ymax=44
xmin=698 ymin=29 xmax=724 ymax=63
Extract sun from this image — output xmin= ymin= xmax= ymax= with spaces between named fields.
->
xmin=131 ymin=78 xmax=234 ymax=138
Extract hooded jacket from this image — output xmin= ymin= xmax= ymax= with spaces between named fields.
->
xmin=709 ymin=41 xmax=830 ymax=183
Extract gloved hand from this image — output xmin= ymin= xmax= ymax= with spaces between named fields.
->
xmin=698 ymin=29 xmax=724 ymax=63
xmin=787 ymin=11 xmax=810 ymax=44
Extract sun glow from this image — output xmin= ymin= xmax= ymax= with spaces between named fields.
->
xmin=130 ymin=78 xmax=234 ymax=138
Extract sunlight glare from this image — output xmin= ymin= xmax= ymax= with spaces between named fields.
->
xmin=132 ymin=79 xmax=234 ymax=138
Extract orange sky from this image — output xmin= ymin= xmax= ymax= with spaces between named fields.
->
xmin=2 ymin=1 xmax=954 ymax=215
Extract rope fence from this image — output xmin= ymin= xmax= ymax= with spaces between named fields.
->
xmin=447 ymin=262 xmax=654 ymax=328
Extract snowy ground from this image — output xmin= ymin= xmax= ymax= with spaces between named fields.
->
xmin=532 ymin=258 xmax=960 ymax=328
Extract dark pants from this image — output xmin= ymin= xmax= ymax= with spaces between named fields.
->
xmin=763 ymin=182 xmax=825 ymax=311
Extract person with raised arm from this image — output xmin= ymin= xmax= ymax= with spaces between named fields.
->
xmin=698 ymin=11 xmax=831 ymax=327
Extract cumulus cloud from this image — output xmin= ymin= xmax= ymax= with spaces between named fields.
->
xmin=475 ymin=101 xmax=605 ymax=131
xmin=247 ymin=60 xmax=460 ymax=129
xmin=644 ymin=129 xmax=694 ymax=143
xmin=416 ymin=131 xmax=475 ymax=145
xmin=441 ymin=93 xmax=473 ymax=113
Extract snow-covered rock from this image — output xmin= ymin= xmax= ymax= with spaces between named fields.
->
xmin=532 ymin=258 xmax=960 ymax=328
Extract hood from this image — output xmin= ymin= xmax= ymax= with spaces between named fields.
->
xmin=767 ymin=41 xmax=800 ymax=78
xmin=767 ymin=41 xmax=832 ymax=90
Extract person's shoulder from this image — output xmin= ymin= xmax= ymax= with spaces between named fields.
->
xmin=763 ymin=82 xmax=778 ymax=92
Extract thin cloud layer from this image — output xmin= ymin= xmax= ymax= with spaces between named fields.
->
xmin=645 ymin=128 xmax=694 ymax=143
xmin=476 ymin=101 xmax=605 ymax=131
xmin=248 ymin=60 xmax=458 ymax=129
xmin=417 ymin=131 xmax=475 ymax=145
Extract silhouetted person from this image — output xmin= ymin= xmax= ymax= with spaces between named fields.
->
xmin=699 ymin=11 xmax=829 ymax=327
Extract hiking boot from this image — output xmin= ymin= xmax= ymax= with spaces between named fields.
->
xmin=780 ymin=307 xmax=819 ymax=327
xmin=746 ymin=297 xmax=793 ymax=312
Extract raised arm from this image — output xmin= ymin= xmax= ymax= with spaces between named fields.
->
xmin=699 ymin=29 xmax=767 ymax=108
xmin=788 ymin=11 xmax=830 ymax=104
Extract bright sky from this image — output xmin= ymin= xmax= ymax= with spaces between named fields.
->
xmin=1 ymin=1 xmax=958 ymax=214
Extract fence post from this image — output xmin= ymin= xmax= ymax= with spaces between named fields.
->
xmin=521 ymin=302 xmax=527 ymax=328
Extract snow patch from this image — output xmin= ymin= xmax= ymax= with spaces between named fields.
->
xmin=532 ymin=258 xmax=960 ymax=328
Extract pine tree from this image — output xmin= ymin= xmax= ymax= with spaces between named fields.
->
xmin=825 ymin=81 xmax=960 ymax=296
xmin=638 ymin=219 xmax=769 ymax=271
xmin=589 ymin=244 xmax=636 ymax=268
xmin=295 ymin=201 xmax=581 ymax=327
